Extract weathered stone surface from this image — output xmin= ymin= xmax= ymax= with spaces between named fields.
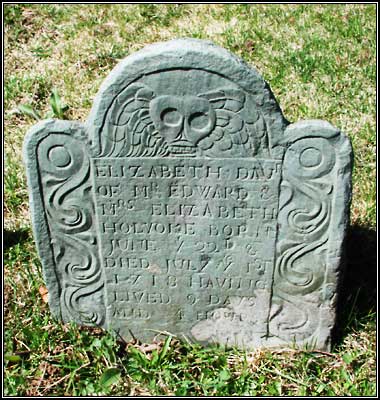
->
xmin=23 ymin=39 xmax=353 ymax=350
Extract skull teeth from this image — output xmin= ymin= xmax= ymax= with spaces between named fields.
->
xmin=169 ymin=144 xmax=196 ymax=155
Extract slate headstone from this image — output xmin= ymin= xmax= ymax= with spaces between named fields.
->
xmin=23 ymin=39 xmax=353 ymax=350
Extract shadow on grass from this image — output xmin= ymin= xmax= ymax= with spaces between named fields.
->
xmin=4 ymin=228 xmax=30 ymax=250
xmin=333 ymin=224 xmax=377 ymax=346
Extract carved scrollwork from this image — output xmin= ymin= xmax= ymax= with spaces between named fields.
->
xmin=37 ymin=131 xmax=105 ymax=326
xmin=270 ymin=122 xmax=341 ymax=344
xmin=98 ymin=80 xmax=272 ymax=158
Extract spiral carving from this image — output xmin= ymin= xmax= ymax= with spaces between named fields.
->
xmin=285 ymin=137 xmax=335 ymax=179
xmin=37 ymin=132 xmax=105 ymax=327
xmin=270 ymin=130 xmax=337 ymax=343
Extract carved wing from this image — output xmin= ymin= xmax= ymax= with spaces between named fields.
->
xmin=198 ymin=88 xmax=270 ymax=157
xmin=106 ymin=83 xmax=169 ymax=157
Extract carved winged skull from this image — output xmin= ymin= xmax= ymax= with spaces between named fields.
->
xmin=105 ymin=83 xmax=269 ymax=157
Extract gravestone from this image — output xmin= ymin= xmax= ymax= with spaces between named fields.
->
xmin=23 ymin=39 xmax=352 ymax=350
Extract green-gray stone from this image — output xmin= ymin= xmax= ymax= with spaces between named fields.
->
xmin=23 ymin=39 xmax=353 ymax=350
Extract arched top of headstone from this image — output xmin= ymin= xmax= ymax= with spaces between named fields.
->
xmin=87 ymin=38 xmax=288 ymax=159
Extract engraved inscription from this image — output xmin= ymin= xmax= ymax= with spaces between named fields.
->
xmin=93 ymin=158 xmax=281 ymax=340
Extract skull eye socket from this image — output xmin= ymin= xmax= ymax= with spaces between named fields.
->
xmin=188 ymin=112 xmax=209 ymax=130
xmin=161 ymin=108 xmax=182 ymax=126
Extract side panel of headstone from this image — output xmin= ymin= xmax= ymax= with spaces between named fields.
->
xmin=23 ymin=120 xmax=106 ymax=327
xmin=269 ymin=120 xmax=353 ymax=350
xmin=23 ymin=39 xmax=352 ymax=350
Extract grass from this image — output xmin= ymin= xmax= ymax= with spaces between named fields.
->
xmin=3 ymin=3 xmax=376 ymax=396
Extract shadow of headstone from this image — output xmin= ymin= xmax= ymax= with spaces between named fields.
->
xmin=333 ymin=224 xmax=377 ymax=346
xmin=4 ymin=228 xmax=30 ymax=250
